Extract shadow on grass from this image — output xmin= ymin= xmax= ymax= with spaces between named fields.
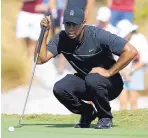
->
xmin=20 ymin=123 xmax=74 ymax=128
xmin=91 ymin=124 xmax=118 ymax=128
xmin=19 ymin=123 xmax=118 ymax=128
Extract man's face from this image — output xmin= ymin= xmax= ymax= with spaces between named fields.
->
xmin=64 ymin=22 xmax=83 ymax=39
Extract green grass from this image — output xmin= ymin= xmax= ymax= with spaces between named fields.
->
xmin=2 ymin=109 xmax=148 ymax=138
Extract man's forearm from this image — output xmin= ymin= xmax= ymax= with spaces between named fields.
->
xmin=108 ymin=44 xmax=137 ymax=76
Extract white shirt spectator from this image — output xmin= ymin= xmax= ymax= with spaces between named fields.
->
xmin=130 ymin=33 xmax=148 ymax=64
xmin=116 ymin=19 xmax=148 ymax=68
xmin=96 ymin=6 xmax=117 ymax=34
xmin=102 ymin=24 xmax=117 ymax=34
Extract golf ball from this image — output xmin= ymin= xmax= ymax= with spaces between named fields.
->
xmin=8 ymin=126 xmax=15 ymax=132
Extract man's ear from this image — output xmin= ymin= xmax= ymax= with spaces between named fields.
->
xmin=81 ymin=20 xmax=86 ymax=28
xmin=82 ymin=20 xmax=86 ymax=25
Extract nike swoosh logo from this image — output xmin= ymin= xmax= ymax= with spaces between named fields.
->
xmin=89 ymin=49 xmax=94 ymax=52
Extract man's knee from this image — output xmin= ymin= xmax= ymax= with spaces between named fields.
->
xmin=53 ymin=81 xmax=65 ymax=97
xmin=85 ymin=73 xmax=107 ymax=88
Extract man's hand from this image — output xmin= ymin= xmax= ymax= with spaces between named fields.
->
xmin=40 ymin=16 xmax=51 ymax=30
xmin=90 ymin=67 xmax=111 ymax=78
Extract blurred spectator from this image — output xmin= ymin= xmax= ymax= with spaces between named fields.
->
xmin=116 ymin=19 xmax=148 ymax=110
xmin=16 ymin=0 xmax=47 ymax=60
xmin=47 ymin=0 xmax=67 ymax=75
xmin=107 ymin=0 xmax=135 ymax=26
xmin=36 ymin=0 xmax=49 ymax=13
xmin=96 ymin=6 xmax=117 ymax=34
xmin=43 ymin=0 xmax=49 ymax=4
xmin=49 ymin=0 xmax=66 ymax=36
xmin=66 ymin=0 xmax=96 ymax=21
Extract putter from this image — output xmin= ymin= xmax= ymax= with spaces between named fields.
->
xmin=18 ymin=26 xmax=47 ymax=126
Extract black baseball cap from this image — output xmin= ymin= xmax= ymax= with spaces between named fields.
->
xmin=63 ymin=7 xmax=85 ymax=25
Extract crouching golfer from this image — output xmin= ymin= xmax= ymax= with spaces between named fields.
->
xmin=37 ymin=7 xmax=137 ymax=129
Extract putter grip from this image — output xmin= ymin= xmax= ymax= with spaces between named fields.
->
xmin=37 ymin=26 xmax=47 ymax=53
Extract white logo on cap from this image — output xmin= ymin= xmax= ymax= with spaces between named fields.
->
xmin=70 ymin=10 xmax=74 ymax=16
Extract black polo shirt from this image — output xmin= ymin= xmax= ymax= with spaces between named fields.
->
xmin=47 ymin=25 xmax=128 ymax=77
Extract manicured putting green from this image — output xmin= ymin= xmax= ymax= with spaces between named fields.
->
xmin=2 ymin=109 xmax=148 ymax=138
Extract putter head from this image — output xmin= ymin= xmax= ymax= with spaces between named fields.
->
xmin=15 ymin=119 xmax=23 ymax=128
xmin=14 ymin=124 xmax=23 ymax=128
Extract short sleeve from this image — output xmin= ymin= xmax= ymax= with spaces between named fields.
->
xmin=47 ymin=33 xmax=60 ymax=56
xmin=96 ymin=29 xmax=128 ymax=56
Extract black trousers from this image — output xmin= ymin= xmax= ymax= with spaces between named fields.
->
xmin=53 ymin=73 xmax=123 ymax=119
